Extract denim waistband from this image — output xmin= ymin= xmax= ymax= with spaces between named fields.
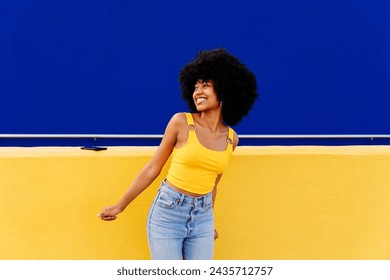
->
xmin=159 ymin=180 xmax=213 ymax=207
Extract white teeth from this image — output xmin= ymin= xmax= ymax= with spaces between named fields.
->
xmin=197 ymin=97 xmax=206 ymax=103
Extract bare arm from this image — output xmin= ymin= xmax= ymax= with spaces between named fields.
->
xmin=98 ymin=113 xmax=183 ymax=221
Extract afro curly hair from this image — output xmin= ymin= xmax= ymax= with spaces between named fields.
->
xmin=179 ymin=48 xmax=259 ymax=126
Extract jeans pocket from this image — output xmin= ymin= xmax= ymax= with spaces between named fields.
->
xmin=155 ymin=193 xmax=179 ymax=208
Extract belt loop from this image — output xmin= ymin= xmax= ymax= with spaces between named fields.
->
xmin=178 ymin=193 xmax=185 ymax=206
xmin=193 ymin=197 xmax=198 ymax=207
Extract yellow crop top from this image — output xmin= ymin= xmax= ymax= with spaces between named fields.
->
xmin=166 ymin=113 xmax=235 ymax=194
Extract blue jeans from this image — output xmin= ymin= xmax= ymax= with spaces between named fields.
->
xmin=147 ymin=181 xmax=214 ymax=260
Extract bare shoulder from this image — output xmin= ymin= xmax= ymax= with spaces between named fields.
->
xmin=166 ymin=113 xmax=190 ymax=148
xmin=163 ymin=112 xmax=187 ymax=133
xmin=170 ymin=112 xmax=187 ymax=123
xmin=166 ymin=112 xmax=187 ymax=129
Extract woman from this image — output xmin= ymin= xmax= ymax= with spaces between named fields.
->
xmin=98 ymin=48 xmax=258 ymax=260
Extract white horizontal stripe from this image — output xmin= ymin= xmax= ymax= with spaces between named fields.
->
xmin=1 ymin=134 xmax=390 ymax=139
xmin=0 ymin=134 xmax=164 ymax=138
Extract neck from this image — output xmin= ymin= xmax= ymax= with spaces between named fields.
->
xmin=199 ymin=110 xmax=224 ymax=133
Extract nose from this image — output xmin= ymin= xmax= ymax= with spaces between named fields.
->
xmin=194 ymin=85 xmax=203 ymax=94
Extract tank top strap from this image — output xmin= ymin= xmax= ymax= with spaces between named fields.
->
xmin=227 ymin=127 xmax=235 ymax=146
xmin=185 ymin=113 xmax=194 ymax=125
xmin=185 ymin=113 xmax=196 ymax=131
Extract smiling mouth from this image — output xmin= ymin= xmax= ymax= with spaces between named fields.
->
xmin=196 ymin=97 xmax=207 ymax=104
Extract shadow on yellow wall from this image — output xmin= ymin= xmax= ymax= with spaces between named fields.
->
xmin=1 ymin=146 xmax=390 ymax=259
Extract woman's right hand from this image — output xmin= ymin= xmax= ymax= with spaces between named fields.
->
xmin=98 ymin=205 xmax=123 ymax=221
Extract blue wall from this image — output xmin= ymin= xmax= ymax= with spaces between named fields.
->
xmin=1 ymin=0 xmax=390 ymax=145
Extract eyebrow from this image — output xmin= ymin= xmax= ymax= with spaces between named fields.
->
xmin=196 ymin=79 xmax=212 ymax=84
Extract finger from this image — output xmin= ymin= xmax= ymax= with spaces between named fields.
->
xmin=98 ymin=209 xmax=112 ymax=217
xmin=97 ymin=213 xmax=109 ymax=218
xmin=101 ymin=215 xmax=117 ymax=221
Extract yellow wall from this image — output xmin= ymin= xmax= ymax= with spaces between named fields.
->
xmin=1 ymin=146 xmax=390 ymax=260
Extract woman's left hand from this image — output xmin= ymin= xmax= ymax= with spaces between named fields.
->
xmin=214 ymin=229 xmax=219 ymax=240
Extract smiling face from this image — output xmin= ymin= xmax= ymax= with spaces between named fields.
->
xmin=193 ymin=79 xmax=220 ymax=112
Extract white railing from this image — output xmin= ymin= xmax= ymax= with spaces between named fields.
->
xmin=1 ymin=134 xmax=390 ymax=139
